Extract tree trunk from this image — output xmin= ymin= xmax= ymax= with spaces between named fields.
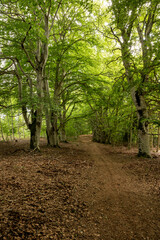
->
xmin=29 ymin=123 xmax=36 ymax=149
xmin=17 ymin=113 xmax=21 ymax=139
xmin=46 ymin=68 xmax=61 ymax=148
xmin=46 ymin=124 xmax=59 ymax=147
xmin=156 ymin=126 xmax=160 ymax=152
xmin=121 ymin=41 xmax=151 ymax=157
xmin=149 ymin=125 xmax=153 ymax=150
xmin=60 ymin=126 xmax=67 ymax=142
xmin=59 ymin=102 xmax=67 ymax=142
xmin=128 ymin=105 xmax=133 ymax=149
xmin=29 ymin=110 xmax=41 ymax=150
xmin=131 ymin=89 xmax=150 ymax=157
xmin=46 ymin=123 xmax=54 ymax=146
xmin=43 ymin=76 xmax=59 ymax=147
xmin=45 ymin=104 xmax=59 ymax=147
xmin=0 ymin=118 xmax=5 ymax=141
xmin=46 ymin=124 xmax=58 ymax=147
xmin=52 ymin=112 xmax=60 ymax=147
xmin=45 ymin=110 xmax=60 ymax=147
xmin=49 ymin=62 xmax=61 ymax=147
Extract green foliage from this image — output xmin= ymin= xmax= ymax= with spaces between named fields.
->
xmin=0 ymin=0 xmax=160 ymax=150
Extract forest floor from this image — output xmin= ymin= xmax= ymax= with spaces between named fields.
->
xmin=0 ymin=135 xmax=160 ymax=240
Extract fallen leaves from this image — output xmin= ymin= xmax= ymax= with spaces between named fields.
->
xmin=0 ymin=140 xmax=95 ymax=239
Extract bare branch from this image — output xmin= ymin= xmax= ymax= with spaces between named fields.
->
xmin=110 ymin=27 xmax=122 ymax=44
xmin=21 ymin=25 xmax=36 ymax=69
xmin=49 ymin=0 xmax=63 ymax=34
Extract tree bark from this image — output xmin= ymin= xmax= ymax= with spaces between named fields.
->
xmin=27 ymin=110 xmax=41 ymax=150
xmin=45 ymin=107 xmax=60 ymax=147
xmin=43 ymin=75 xmax=60 ymax=147
xmin=131 ymin=88 xmax=150 ymax=157
xmin=60 ymin=127 xmax=67 ymax=142
xmin=120 ymin=39 xmax=151 ymax=157
xmin=110 ymin=1 xmax=156 ymax=157
xmin=51 ymin=108 xmax=60 ymax=147
xmin=156 ymin=126 xmax=160 ymax=152
xmin=59 ymin=100 xmax=67 ymax=142
xmin=0 ymin=118 xmax=5 ymax=141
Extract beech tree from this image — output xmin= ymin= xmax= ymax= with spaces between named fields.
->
xmin=0 ymin=0 xmax=96 ymax=148
xmin=43 ymin=0 xmax=98 ymax=146
xmin=108 ymin=0 xmax=160 ymax=157
xmin=1 ymin=0 xmax=62 ymax=149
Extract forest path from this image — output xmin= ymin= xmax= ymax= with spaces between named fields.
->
xmin=0 ymin=135 xmax=160 ymax=239
xmin=75 ymin=135 xmax=160 ymax=240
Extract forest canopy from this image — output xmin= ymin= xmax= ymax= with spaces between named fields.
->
xmin=0 ymin=0 xmax=160 ymax=157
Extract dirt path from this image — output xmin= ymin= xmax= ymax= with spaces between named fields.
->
xmin=0 ymin=135 xmax=160 ymax=239
xmin=76 ymin=135 xmax=160 ymax=240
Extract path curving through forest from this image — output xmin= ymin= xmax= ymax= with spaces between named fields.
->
xmin=0 ymin=135 xmax=160 ymax=239
xmin=76 ymin=135 xmax=160 ymax=240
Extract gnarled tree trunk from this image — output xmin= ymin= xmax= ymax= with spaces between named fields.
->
xmin=131 ymin=89 xmax=150 ymax=157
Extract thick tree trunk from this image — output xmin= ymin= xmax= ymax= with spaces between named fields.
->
xmin=45 ymin=106 xmax=59 ymax=147
xmin=46 ymin=125 xmax=59 ymax=147
xmin=30 ymin=126 xmax=41 ymax=150
xmin=21 ymin=105 xmax=41 ymax=149
xmin=46 ymin=124 xmax=54 ymax=146
xmin=60 ymin=126 xmax=67 ymax=142
xmin=149 ymin=125 xmax=153 ymax=150
xmin=137 ymin=130 xmax=150 ymax=157
xmin=35 ymin=117 xmax=41 ymax=150
xmin=16 ymin=53 xmax=43 ymax=150
xmin=54 ymin=130 xmax=59 ymax=147
xmin=48 ymin=78 xmax=61 ymax=147
xmin=29 ymin=12 xmax=49 ymax=149
xmin=128 ymin=104 xmax=133 ymax=149
xmin=59 ymin=102 xmax=67 ymax=142
xmin=15 ymin=8 xmax=50 ymax=149
xmin=29 ymin=111 xmax=41 ymax=150
xmin=131 ymin=89 xmax=150 ymax=157
xmin=46 ymin=124 xmax=59 ymax=147
xmin=43 ymin=77 xmax=59 ymax=147
xmin=32 ymin=69 xmax=43 ymax=150
xmin=52 ymin=114 xmax=60 ymax=147
xmin=29 ymin=123 xmax=36 ymax=149
xmin=121 ymin=42 xmax=151 ymax=157
xmin=45 ymin=112 xmax=60 ymax=147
